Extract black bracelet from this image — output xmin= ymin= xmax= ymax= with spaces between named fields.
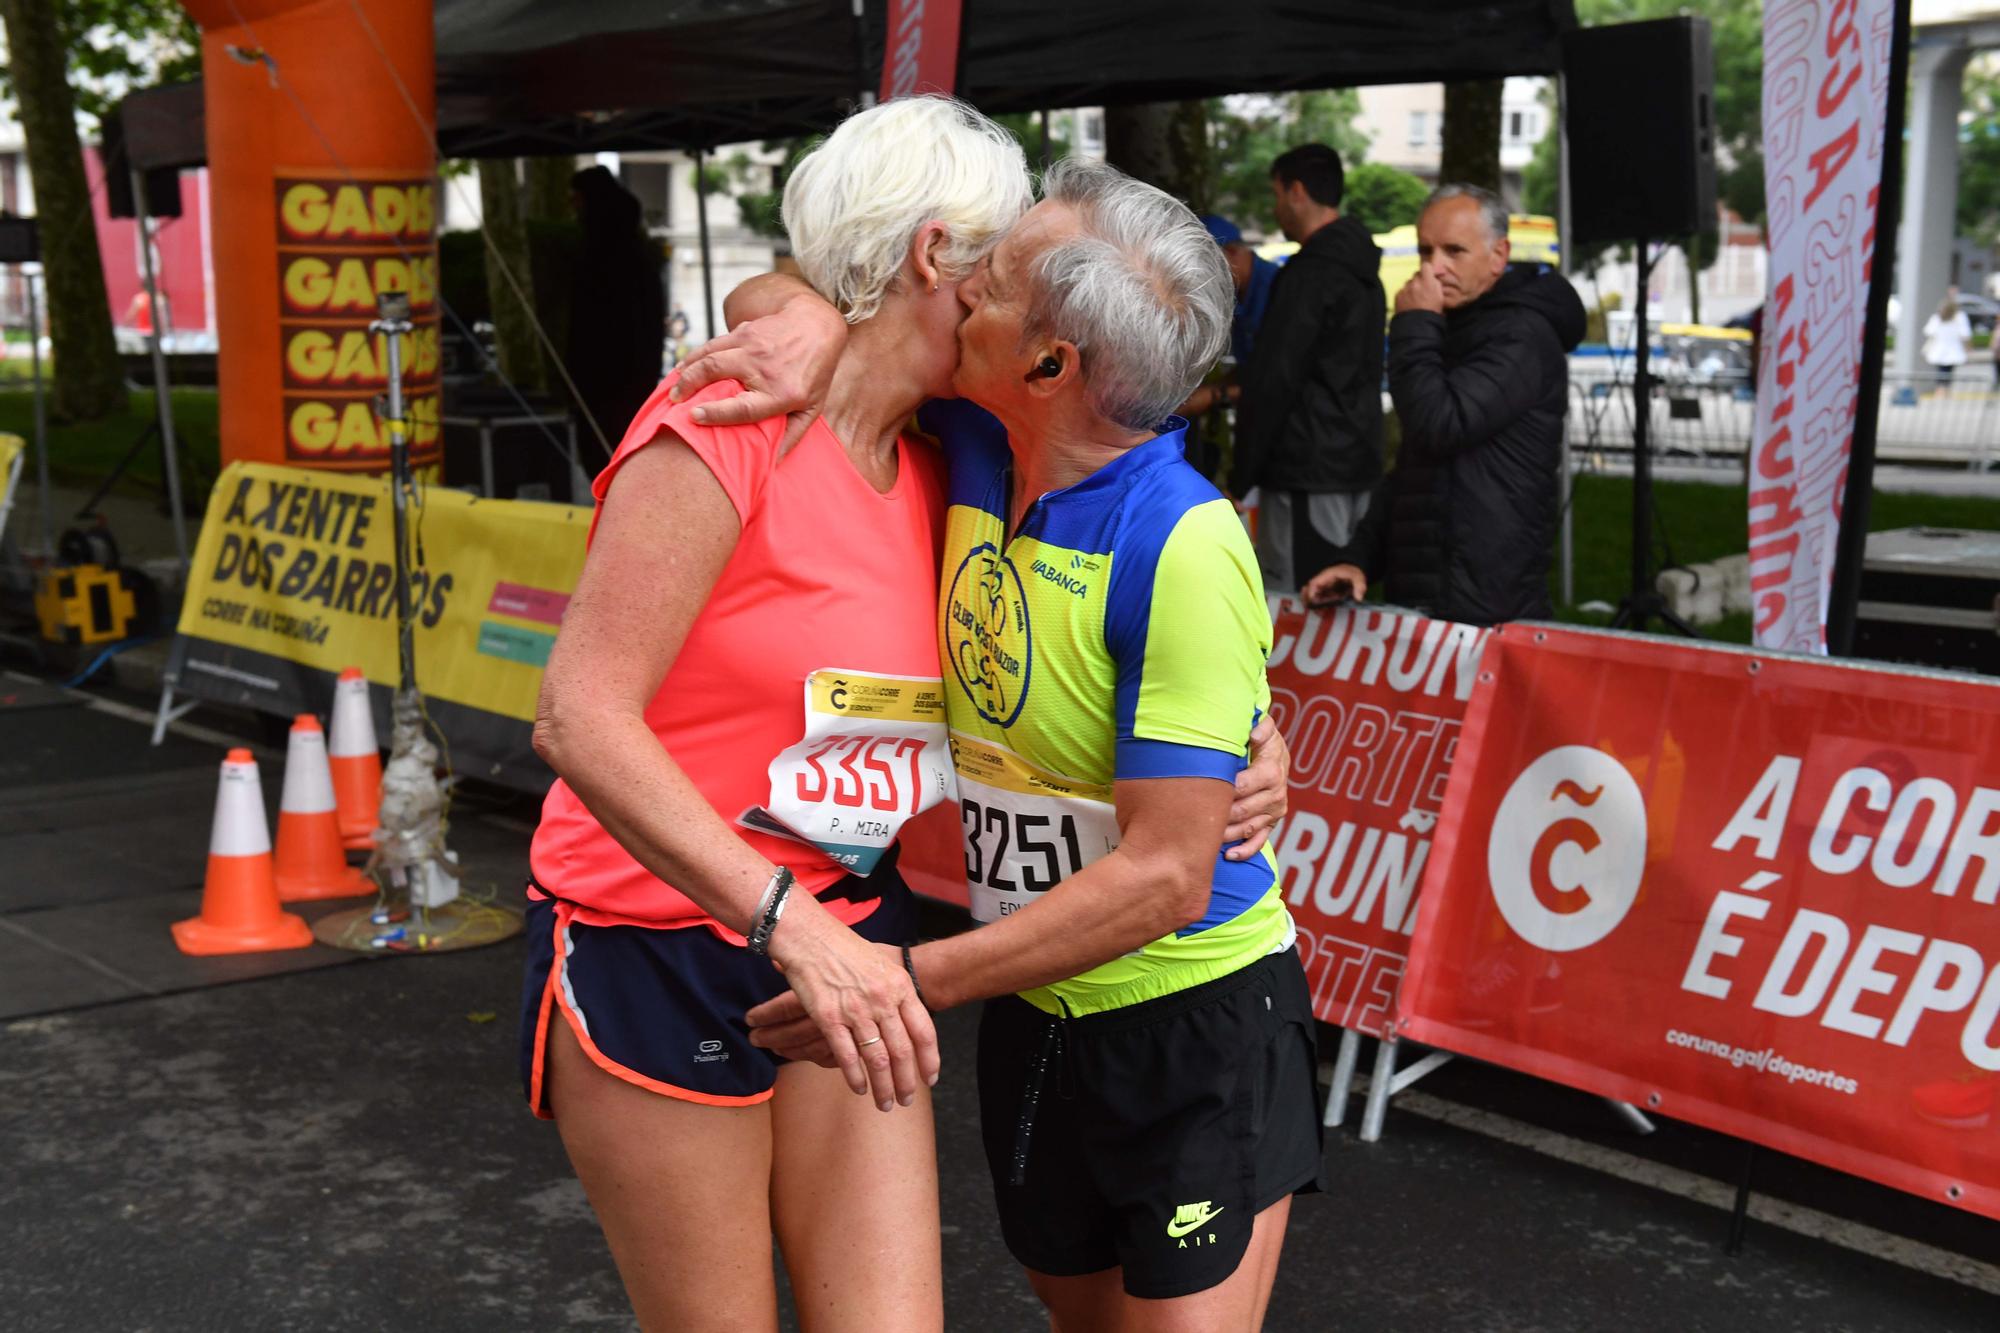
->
xmin=746 ymin=867 xmax=795 ymax=958
xmin=902 ymin=942 xmax=928 ymax=1009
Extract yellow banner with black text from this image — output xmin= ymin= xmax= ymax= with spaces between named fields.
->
xmin=170 ymin=461 xmax=588 ymax=787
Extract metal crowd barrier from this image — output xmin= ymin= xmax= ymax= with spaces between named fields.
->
xmin=1563 ymin=365 xmax=2000 ymax=471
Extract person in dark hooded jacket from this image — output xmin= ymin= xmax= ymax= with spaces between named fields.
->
xmin=565 ymin=166 xmax=667 ymax=463
xmin=1230 ymin=144 xmax=1386 ymax=593
xmin=1305 ymin=183 xmax=1585 ymax=627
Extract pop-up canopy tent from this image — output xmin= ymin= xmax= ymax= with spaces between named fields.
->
xmin=122 ymin=0 xmax=1575 ymax=169
xmin=122 ymin=0 xmax=1578 ymax=787
xmin=111 ymin=0 xmax=1575 ymax=476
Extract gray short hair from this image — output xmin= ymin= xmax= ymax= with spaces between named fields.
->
xmin=1022 ymin=159 xmax=1232 ymax=432
xmin=1424 ymin=182 xmax=1510 ymax=244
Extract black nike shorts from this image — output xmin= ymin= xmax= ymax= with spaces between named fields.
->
xmin=975 ymin=946 xmax=1324 ymax=1300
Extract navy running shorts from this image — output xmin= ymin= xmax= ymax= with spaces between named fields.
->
xmin=519 ymin=847 xmax=916 ymax=1115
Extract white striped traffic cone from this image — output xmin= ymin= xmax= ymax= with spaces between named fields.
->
xmin=274 ymin=715 xmax=374 ymax=902
xmin=329 ymin=667 xmax=381 ymax=851
xmin=171 ymin=749 xmax=313 ymax=955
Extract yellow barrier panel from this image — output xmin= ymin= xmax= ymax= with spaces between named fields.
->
xmin=0 ymin=432 xmax=23 ymax=547
xmin=171 ymin=461 xmax=590 ymax=786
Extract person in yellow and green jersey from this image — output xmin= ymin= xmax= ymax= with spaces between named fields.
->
xmin=729 ymin=159 xmax=1320 ymax=1333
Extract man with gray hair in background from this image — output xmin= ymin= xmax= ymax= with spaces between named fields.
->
xmin=1305 ymin=182 xmax=1586 ymax=627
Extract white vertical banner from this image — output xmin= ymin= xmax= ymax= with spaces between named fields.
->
xmin=1750 ymin=0 xmax=1896 ymax=653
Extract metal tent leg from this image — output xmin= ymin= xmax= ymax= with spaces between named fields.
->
xmin=1604 ymin=1098 xmax=1657 ymax=1135
xmin=1359 ymin=1037 xmax=1400 ymax=1143
xmin=1323 ymin=1026 xmax=1362 ymax=1129
xmin=150 ymin=638 xmax=196 ymax=746
xmin=151 ymin=683 xmax=197 ymax=745
xmin=1359 ymin=1037 xmax=1455 ymax=1143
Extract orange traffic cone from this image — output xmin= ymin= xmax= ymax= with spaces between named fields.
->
xmin=329 ymin=667 xmax=381 ymax=850
xmin=275 ymin=715 xmax=374 ymax=902
xmin=172 ymin=749 xmax=314 ymax=955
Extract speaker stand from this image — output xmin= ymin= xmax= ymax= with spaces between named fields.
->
xmin=1609 ymin=238 xmax=1700 ymax=639
xmin=73 ymin=414 xmax=200 ymax=523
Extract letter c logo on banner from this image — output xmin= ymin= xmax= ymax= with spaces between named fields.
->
xmin=1487 ymin=746 xmax=1648 ymax=952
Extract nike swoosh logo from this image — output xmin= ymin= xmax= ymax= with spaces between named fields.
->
xmin=1166 ymin=1205 xmax=1224 ymax=1238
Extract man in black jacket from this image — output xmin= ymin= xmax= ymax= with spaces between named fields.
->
xmin=1230 ymin=144 xmax=1385 ymax=594
xmin=1305 ymin=184 xmax=1585 ymax=627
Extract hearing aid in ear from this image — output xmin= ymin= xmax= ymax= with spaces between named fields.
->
xmin=1037 ymin=356 xmax=1062 ymax=378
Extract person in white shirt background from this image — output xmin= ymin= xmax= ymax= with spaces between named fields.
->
xmin=1922 ymin=293 xmax=1973 ymax=395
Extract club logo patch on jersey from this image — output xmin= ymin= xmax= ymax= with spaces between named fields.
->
xmin=945 ymin=541 xmax=1032 ymax=727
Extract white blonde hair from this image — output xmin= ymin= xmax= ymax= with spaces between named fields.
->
xmin=782 ymin=96 xmax=1032 ymax=323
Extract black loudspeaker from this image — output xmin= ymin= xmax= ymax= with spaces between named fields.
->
xmin=100 ymin=115 xmax=183 ymax=220
xmin=0 ymin=215 xmax=38 ymax=263
xmin=106 ymin=168 xmax=183 ymax=221
xmin=1563 ymin=17 xmax=1715 ymax=246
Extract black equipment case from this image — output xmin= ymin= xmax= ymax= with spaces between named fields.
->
xmin=1853 ymin=528 xmax=2000 ymax=676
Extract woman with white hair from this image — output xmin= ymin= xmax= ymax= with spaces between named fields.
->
xmin=520 ymin=97 xmax=1031 ymax=1331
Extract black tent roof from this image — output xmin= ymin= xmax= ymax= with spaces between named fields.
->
xmin=122 ymin=0 xmax=1575 ymax=168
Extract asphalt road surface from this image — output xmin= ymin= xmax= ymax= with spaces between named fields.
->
xmin=2 ymin=689 xmax=1996 ymax=1331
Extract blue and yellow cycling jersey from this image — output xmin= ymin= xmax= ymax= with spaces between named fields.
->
xmin=921 ymin=399 xmax=1289 ymax=1017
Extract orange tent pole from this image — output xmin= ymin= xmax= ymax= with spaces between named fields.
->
xmin=181 ymin=0 xmax=439 ymax=472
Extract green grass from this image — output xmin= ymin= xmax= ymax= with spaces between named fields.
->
xmin=1554 ymin=473 xmax=2000 ymax=642
xmin=0 ymin=388 xmax=221 ymax=496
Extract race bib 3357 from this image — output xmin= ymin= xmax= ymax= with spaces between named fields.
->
xmin=741 ymin=669 xmax=955 ymax=876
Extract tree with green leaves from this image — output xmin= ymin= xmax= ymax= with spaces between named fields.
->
xmin=0 ymin=0 xmax=194 ymax=421
xmin=0 ymin=0 xmax=198 ymax=124
xmin=723 ymin=113 xmax=1071 ymax=244
xmin=1561 ymin=0 xmax=1760 ymax=225
xmin=1532 ymin=0 xmax=1762 ymax=309
xmin=997 ymin=111 xmax=1072 ymax=175
xmin=523 ymin=156 xmax=575 ymax=225
xmin=476 ymin=159 xmax=544 ymax=392
xmin=718 ymin=97 xmax=1366 ymax=250
xmin=1106 ymin=101 xmax=1211 ymax=213
xmin=1343 ymin=162 xmax=1431 ymax=235
xmin=1439 ymin=81 xmax=1503 ymax=194
xmin=1958 ymin=63 xmax=2000 ymax=251
xmin=1521 ymin=81 xmax=1560 ymax=219
xmin=721 ymin=139 xmax=814 ymax=241
xmin=1207 ymin=91 xmax=1369 ymax=234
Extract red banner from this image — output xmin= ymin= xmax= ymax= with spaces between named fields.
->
xmin=900 ymin=800 xmax=969 ymax=908
xmin=1267 ymin=606 xmax=1489 ymax=1036
xmin=879 ymin=0 xmax=963 ymax=100
xmin=1398 ymin=624 xmax=2000 ymax=1219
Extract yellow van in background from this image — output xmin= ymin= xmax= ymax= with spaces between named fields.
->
xmin=1256 ymin=214 xmax=1563 ymax=323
